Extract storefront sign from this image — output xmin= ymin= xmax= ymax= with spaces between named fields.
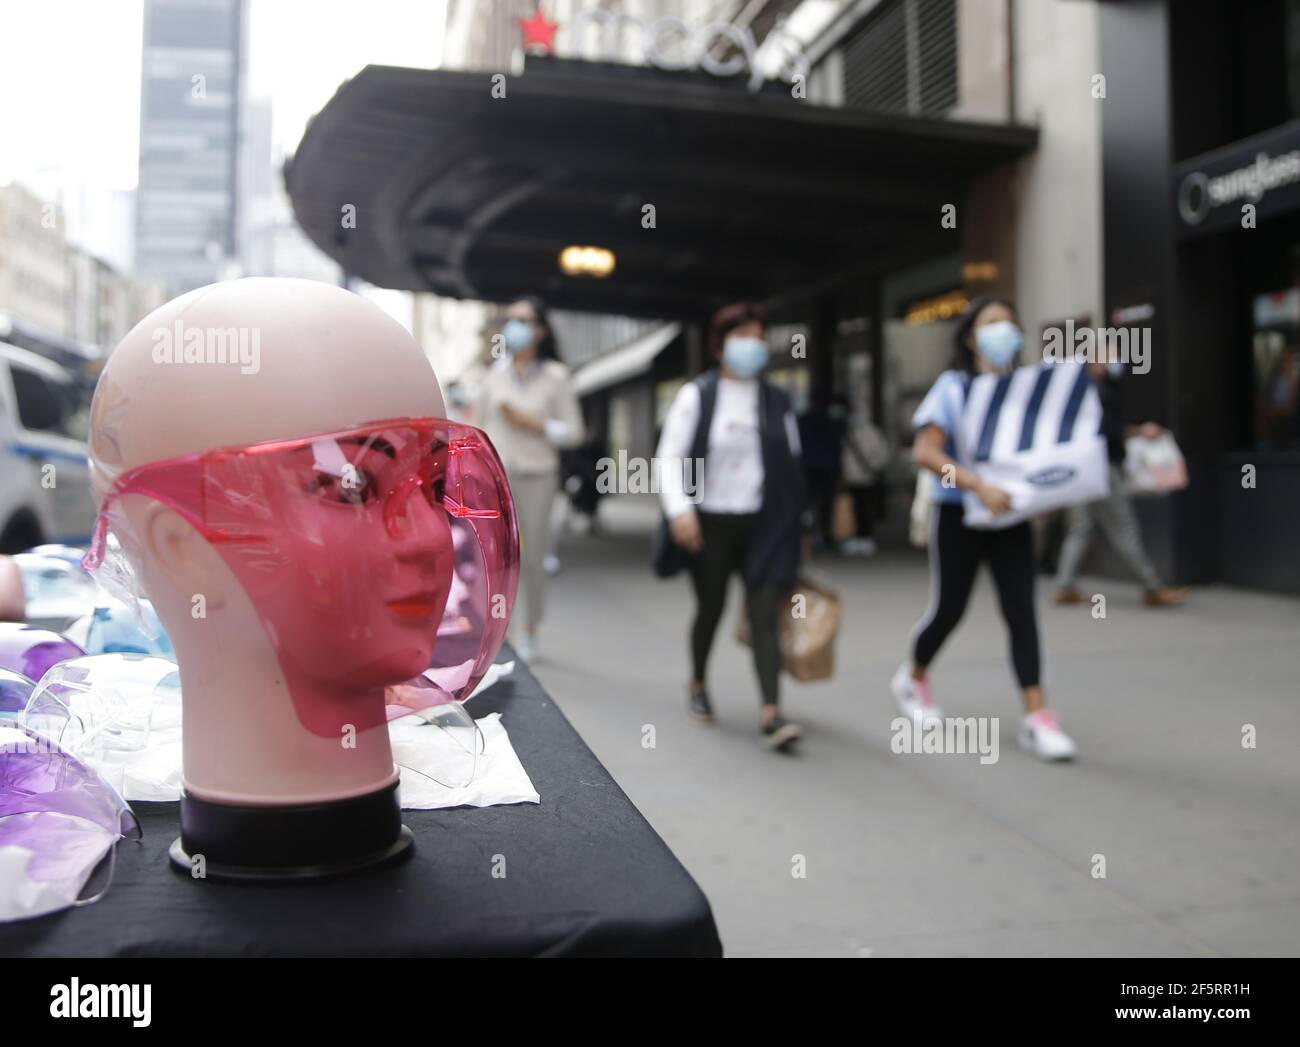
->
xmin=1173 ymin=120 xmax=1300 ymax=236
xmin=518 ymin=6 xmax=806 ymax=93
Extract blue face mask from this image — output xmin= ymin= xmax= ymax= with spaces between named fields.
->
xmin=723 ymin=336 xmax=770 ymax=379
xmin=974 ymin=321 xmax=1023 ymax=369
xmin=502 ymin=319 xmax=535 ymax=355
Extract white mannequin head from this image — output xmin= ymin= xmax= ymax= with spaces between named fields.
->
xmin=88 ymin=278 xmax=446 ymax=806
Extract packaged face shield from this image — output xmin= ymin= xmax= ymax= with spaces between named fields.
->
xmin=22 ymin=654 xmax=184 ymax=802
xmin=83 ymin=418 xmax=518 ymax=738
xmin=11 ymin=553 xmax=98 ymax=625
xmin=0 ymin=717 xmax=141 ymax=922
xmin=67 ymin=600 xmax=175 ymax=659
xmin=25 ymin=545 xmax=93 ymax=569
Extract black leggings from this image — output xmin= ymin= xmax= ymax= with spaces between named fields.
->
xmin=848 ymin=483 xmax=880 ymax=539
xmin=688 ymin=512 xmax=783 ymax=707
xmin=805 ymin=468 xmax=839 ymax=545
xmin=912 ymin=502 xmax=1041 ymax=688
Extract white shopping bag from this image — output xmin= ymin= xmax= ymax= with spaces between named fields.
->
xmin=909 ymin=468 xmax=932 ymax=548
xmin=1124 ymin=432 xmax=1188 ymax=496
xmin=956 ymin=361 xmax=1110 ymax=529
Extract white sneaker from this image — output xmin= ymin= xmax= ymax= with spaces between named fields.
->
xmin=891 ymin=663 xmax=943 ymax=726
xmin=544 ymin=554 xmax=562 ymax=576
xmin=1018 ymin=709 xmax=1077 ymax=761
xmin=841 ymin=538 xmax=878 ymax=558
xmin=515 ymin=633 xmax=537 ymax=661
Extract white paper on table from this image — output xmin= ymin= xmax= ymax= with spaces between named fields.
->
xmin=390 ymin=711 xmax=538 ymax=810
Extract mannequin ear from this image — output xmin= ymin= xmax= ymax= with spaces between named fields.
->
xmin=141 ymin=503 xmax=227 ymax=613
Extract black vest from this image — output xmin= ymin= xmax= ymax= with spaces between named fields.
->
xmin=687 ymin=370 xmax=804 ymax=587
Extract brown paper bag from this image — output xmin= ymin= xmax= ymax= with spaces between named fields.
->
xmin=831 ymin=491 xmax=856 ymax=543
xmin=735 ymin=576 xmax=842 ymax=682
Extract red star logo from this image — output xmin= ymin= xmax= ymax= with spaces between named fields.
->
xmin=518 ymin=7 xmax=559 ymax=55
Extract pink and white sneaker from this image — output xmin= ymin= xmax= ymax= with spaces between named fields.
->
xmin=1018 ymin=709 xmax=1077 ymax=761
xmin=891 ymin=663 xmax=943 ymax=727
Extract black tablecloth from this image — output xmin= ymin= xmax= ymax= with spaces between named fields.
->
xmin=0 ymin=649 xmax=722 ymax=957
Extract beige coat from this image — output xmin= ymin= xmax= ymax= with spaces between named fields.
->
xmin=478 ymin=356 xmax=585 ymax=475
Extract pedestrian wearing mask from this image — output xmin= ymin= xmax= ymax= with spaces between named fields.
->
xmin=840 ymin=398 xmax=889 ymax=557
xmin=1054 ymin=359 xmax=1189 ymax=608
xmin=893 ymin=295 xmax=1078 ymax=761
xmin=798 ymin=394 xmax=845 ymax=552
xmin=656 ymin=302 xmax=805 ymax=752
xmin=479 ymin=297 xmax=584 ymax=661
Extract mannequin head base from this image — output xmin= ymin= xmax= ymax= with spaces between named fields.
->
xmin=167 ymin=781 xmax=413 ymax=882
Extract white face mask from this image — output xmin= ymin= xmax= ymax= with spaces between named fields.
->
xmin=0 ymin=813 xmax=119 ymax=922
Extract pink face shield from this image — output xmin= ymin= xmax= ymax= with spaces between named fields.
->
xmin=83 ymin=418 xmax=518 ymax=739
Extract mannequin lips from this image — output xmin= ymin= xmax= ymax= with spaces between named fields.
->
xmin=385 ymin=592 xmax=445 ymax=622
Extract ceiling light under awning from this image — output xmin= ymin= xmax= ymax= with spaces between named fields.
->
xmin=559 ymin=245 xmax=616 ymax=278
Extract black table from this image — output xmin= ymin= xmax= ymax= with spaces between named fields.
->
xmin=0 ymin=649 xmax=722 ymax=957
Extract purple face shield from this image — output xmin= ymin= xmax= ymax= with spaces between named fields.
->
xmin=0 ymin=716 xmax=140 ymax=922
xmin=0 ymin=624 xmax=86 ymax=688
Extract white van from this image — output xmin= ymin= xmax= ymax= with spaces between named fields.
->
xmin=0 ymin=341 xmax=95 ymax=552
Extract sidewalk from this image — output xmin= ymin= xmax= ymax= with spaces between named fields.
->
xmin=525 ymin=496 xmax=1300 ymax=957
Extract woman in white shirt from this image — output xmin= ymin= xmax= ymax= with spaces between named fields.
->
xmin=479 ymin=297 xmax=584 ymax=661
xmin=655 ymin=302 xmax=804 ymax=752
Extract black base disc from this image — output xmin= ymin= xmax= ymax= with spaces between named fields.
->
xmin=167 ymin=779 xmax=413 ymax=883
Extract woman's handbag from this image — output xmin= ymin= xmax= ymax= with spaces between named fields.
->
xmin=651 ymin=515 xmax=690 ymax=578
xmin=909 ymin=469 xmax=932 ymax=549
xmin=651 ymin=373 xmax=717 ymax=579
xmin=831 ymin=491 xmax=856 ymax=543
xmin=735 ymin=575 xmax=843 ymax=682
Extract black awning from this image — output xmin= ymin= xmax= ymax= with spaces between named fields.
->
xmin=286 ymin=58 xmax=1036 ymax=320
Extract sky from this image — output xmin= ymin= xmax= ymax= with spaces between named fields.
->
xmin=0 ymin=0 xmax=447 ymax=195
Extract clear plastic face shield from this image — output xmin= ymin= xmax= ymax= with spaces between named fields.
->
xmin=82 ymin=418 xmax=519 ymax=764
xmin=0 ymin=668 xmax=36 ymax=719
xmin=21 ymin=654 xmax=184 ymax=799
xmin=385 ymin=673 xmax=486 ymax=789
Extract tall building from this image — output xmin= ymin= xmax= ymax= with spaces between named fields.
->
xmin=0 ymin=182 xmax=71 ymax=337
xmin=239 ymin=96 xmax=341 ymax=286
xmin=238 ymin=96 xmax=275 ymax=279
xmin=136 ymin=0 xmax=246 ymax=294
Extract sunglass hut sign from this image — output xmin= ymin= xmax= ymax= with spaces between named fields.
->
xmin=517 ymin=6 xmax=806 ymax=94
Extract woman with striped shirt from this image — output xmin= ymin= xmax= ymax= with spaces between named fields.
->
xmin=892 ymin=295 xmax=1078 ymax=761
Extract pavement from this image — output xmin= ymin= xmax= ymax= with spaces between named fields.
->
xmin=523 ymin=495 xmax=1300 ymax=958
